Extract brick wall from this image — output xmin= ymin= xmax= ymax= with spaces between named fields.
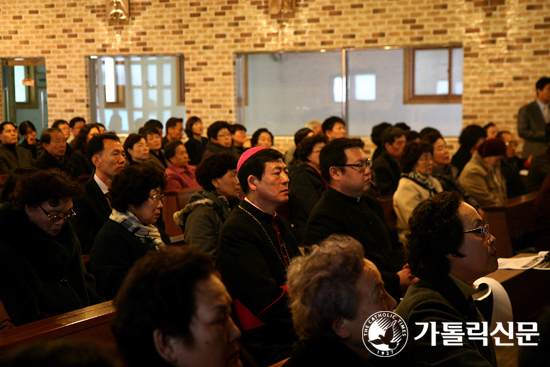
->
xmin=1 ymin=0 xmax=549 ymax=154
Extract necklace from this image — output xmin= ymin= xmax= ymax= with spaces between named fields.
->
xmin=239 ymin=205 xmax=290 ymax=268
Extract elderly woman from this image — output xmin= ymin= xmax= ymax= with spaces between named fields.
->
xmin=423 ymin=132 xmax=480 ymax=209
xmin=288 ymin=134 xmax=327 ymax=243
xmin=111 ymin=246 xmax=245 ymax=367
xmin=184 ymin=116 xmax=209 ymax=166
xmin=123 ymin=133 xmax=149 ymax=165
xmin=396 ymin=192 xmax=498 ymax=366
xmin=459 ymin=138 xmax=507 ymax=207
xmin=285 ymin=234 xmax=410 ymax=366
xmin=164 ymin=140 xmax=201 ymax=191
xmin=90 ymin=165 xmax=170 ymax=300
xmin=393 ymin=141 xmax=443 ymax=243
xmin=70 ymin=123 xmax=101 ymax=176
xmin=173 ymin=152 xmax=240 ymax=259
xmin=0 ymin=170 xmax=103 ymax=326
xmin=251 ymin=128 xmax=274 ymax=148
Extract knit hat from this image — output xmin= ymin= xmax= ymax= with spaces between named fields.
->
xmin=477 ymin=138 xmax=506 ymax=158
xmin=237 ymin=146 xmax=267 ymax=172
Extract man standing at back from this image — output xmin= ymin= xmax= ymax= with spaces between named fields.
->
xmin=371 ymin=126 xmax=406 ymax=196
xmin=217 ymin=147 xmax=301 ymax=367
xmin=73 ymin=133 xmax=126 ymax=254
xmin=161 ymin=117 xmax=184 ymax=148
xmin=303 ymin=138 xmax=415 ymax=301
xmin=518 ymin=77 xmax=550 ymax=158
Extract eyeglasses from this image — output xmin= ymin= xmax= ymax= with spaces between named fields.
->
xmin=463 ymin=224 xmax=491 ymax=240
xmin=504 ymin=141 xmax=517 ymax=147
xmin=39 ymin=205 xmax=77 ymax=222
xmin=418 ymin=155 xmax=433 ymax=163
xmin=335 ymin=159 xmax=372 ymax=173
xmin=149 ymin=193 xmax=164 ymax=204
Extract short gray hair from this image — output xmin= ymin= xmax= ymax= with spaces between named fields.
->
xmin=287 ymin=234 xmax=368 ymax=339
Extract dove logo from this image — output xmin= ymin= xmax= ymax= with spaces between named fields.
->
xmin=362 ymin=311 xmax=408 ymax=357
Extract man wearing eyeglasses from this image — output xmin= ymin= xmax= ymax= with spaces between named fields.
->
xmin=0 ymin=170 xmax=103 ymax=326
xmin=303 ymin=138 xmax=416 ymax=301
xmin=73 ymin=133 xmax=126 ymax=254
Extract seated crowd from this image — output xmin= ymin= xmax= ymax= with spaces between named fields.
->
xmin=0 ymin=111 xmax=546 ymax=367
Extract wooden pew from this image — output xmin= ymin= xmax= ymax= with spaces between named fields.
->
xmin=162 ymin=188 xmax=202 ymax=240
xmin=376 ymin=195 xmax=397 ymax=229
xmin=486 ymin=254 xmax=550 ymax=323
xmin=0 ymin=301 xmax=116 ymax=355
xmin=483 ymin=192 xmax=538 ymax=258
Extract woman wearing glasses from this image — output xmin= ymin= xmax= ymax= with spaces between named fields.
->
xmin=396 ymin=191 xmax=498 ymax=367
xmin=90 ymin=165 xmax=170 ymax=300
xmin=393 ymin=141 xmax=443 ymax=244
xmin=0 ymin=170 xmax=103 ymax=326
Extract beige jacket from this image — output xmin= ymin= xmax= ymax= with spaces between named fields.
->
xmin=393 ymin=174 xmax=443 ymax=244
xmin=458 ymin=151 xmax=507 ymax=207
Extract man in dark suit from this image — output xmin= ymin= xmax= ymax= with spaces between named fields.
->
xmin=52 ymin=119 xmax=74 ymax=159
xmin=303 ymin=138 xmax=415 ymax=301
xmin=34 ymin=128 xmax=74 ymax=176
xmin=518 ymin=76 xmax=550 ymax=158
xmin=73 ymin=133 xmax=126 ymax=254
xmin=161 ymin=117 xmax=184 ymax=148
xmin=371 ymin=126 xmax=406 ymax=196
xmin=0 ymin=121 xmax=34 ymax=174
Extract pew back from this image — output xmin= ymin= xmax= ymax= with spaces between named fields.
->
xmin=0 ymin=301 xmax=116 ymax=355
xmin=483 ymin=192 xmax=538 ymax=258
xmin=162 ymin=188 xmax=202 ymax=240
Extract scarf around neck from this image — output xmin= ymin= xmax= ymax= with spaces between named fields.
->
xmin=401 ymin=170 xmax=437 ymax=194
xmin=109 ymin=209 xmax=165 ymax=250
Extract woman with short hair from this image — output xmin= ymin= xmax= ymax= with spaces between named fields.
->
xmin=141 ymin=127 xmax=168 ymax=173
xmin=111 ymin=246 xmax=245 ymax=367
xmin=173 ymin=152 xmax=240 ymax=259
xmin=396 ymin=192 xmax=498 ymax=366
xmin=90 ymin=165 xmax=170 ymax=300
xmin=393 ymin=141 xmax=443 ymax=243
xmin=0 ymin=170 xmax=103 ymax=325
xmin=285 ymin=234 xmax=402 ymax=366
xmin=459 ymin=138 xmax=508 ymax=207
xmin=184 ymin=116 xmax=208 ymax=166
xmin=164 ymin=140 xmax=201 ymax=191
xmin=423 ymin=132 xmax=480 ymax=210
xmin=123 ymin=133 xmax=149 ymax=165
xmin=251 ymin=128 xmax=274 ymax=148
